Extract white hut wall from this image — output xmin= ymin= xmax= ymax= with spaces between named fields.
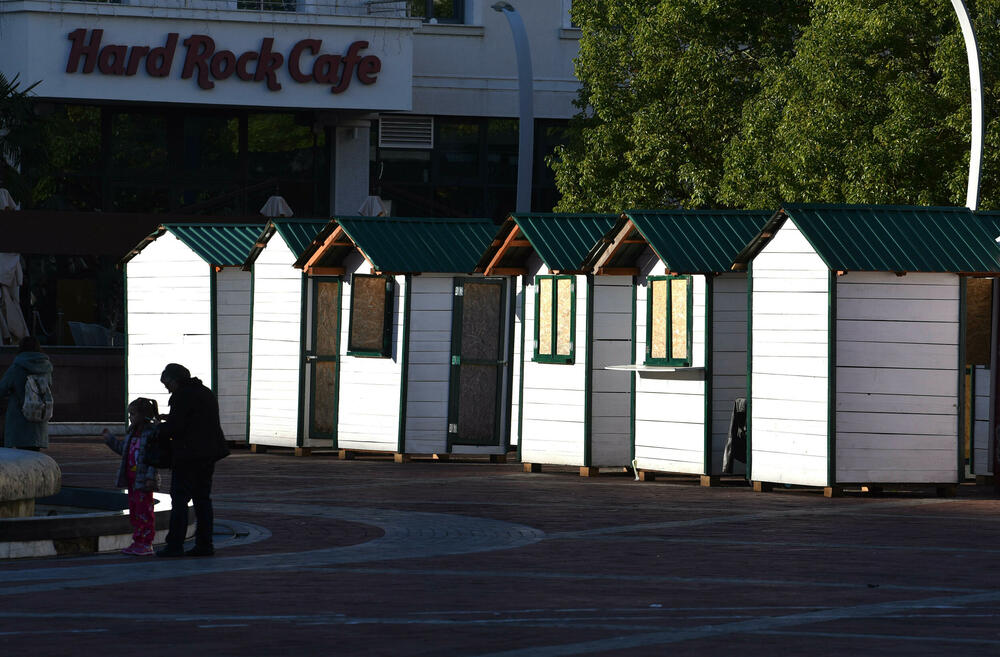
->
xmin=127 ymin=231 xmax=212 ymax=414
xmin=214 ymin=267 xmax=251 ymax=443
xmin=589 ymin=275 xmax=634 ymax=467
xmin=974 ymin=365 xmax=991 ymax=475
xmin=834 ymin=272 xmax=960 ymax=484
xmin=520 ymin=265 xmax=588 ymax=466
xmin=750 ymin=222 xmax=829 ymax=487
xmin=633 ymin=265 xmax=707 ymax=475
xmin=248 ymin=237 xmax=302 ymax=447
xmin=508 ymin=275 xmax=525 ymax=448
xmin=710 ymin=273 xmax=749 ymax=474
xmin=336 ymin=258 xmax=404 ymax=452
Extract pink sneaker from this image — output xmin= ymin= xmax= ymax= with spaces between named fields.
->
xmin=122 ymin=544 xmax=153 ymax=556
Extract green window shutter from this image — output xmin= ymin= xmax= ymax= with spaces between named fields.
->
xmin=347 ymin=273 xmax=395 ymax=358
xmin=533 ymin=274 xmax=575 ymax=365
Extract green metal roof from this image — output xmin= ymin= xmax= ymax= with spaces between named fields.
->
xmin=273 ymin=218 xmax=330 ymax=257
xmin=511 ymin=213 xmax=619 ymax=272
xmin=162 ymin=223 xmax=261 ymax=267
xmin=336 ymin=216 xmax=497 ymax=273
xmin=776 ymin=204 xmax=1000 ymax=273
xmin=623 ymin=210 xmax=771 ymax=273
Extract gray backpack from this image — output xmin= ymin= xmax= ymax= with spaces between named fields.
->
xmin=22 ymin=374 xmax=54 ymax=423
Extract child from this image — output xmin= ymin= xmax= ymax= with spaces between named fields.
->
xmin=103 ymin=398 xmax=161 ymax=556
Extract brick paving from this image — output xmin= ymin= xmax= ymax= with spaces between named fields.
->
xmin=3 ymin=437 xmax=1000 ymax=656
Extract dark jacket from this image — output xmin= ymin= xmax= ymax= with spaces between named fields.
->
xmin=0 ymin=351 xmax=53 ymax=449
xmin=158 ymin=377 xmax=229 ymax=466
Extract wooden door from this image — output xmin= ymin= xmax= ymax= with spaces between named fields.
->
xmin=307 ymin=278 xmax=340 ymax=442
xmin=448 ymin=278 xmax=507 ymax=447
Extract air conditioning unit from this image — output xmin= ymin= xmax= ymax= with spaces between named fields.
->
xmin=379 ymin=115 xmax=434 ymax=149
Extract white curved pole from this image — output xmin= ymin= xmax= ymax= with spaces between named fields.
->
xmin=493 ymin=2 xmax=534 ymax=213
xmin=950 ymin=0 xmax=983 ymax=210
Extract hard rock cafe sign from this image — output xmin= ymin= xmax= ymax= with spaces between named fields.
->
xmin=66 ymin=28 xmax=382 ymax=94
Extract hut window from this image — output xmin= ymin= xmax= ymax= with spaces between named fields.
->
xmin=347 ymin=274 xmax=395 ymax=357
xmin=645 ymin=275 xmax=692 ymax=367
xmin=533 ymin=275 xmax=575 ymax=364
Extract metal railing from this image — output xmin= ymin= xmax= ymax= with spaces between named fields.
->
xmin=1 ymin=0 xmax=412 ymax=19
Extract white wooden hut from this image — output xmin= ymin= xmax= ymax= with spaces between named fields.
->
xmin=734 ymin=204 xmax=1000 ymax=496
xmin=477 ymin=212 xmax=629 ymax=476
xmin=121 ymin=223 xmax=261 ymax=442
xmin=242 ymin=217 xmax=329 ymax=455
xmin=295 ymin=215 xmax=511 ymax=461
xmin=589 ymin=210 xmax=770 ymax=485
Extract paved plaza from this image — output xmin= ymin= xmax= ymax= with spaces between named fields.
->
xmin=4 ymin=438 xmax=1000 ymax=655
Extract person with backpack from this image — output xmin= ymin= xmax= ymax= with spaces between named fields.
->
xmin=0 ymin=336 xmax=53 ymax=450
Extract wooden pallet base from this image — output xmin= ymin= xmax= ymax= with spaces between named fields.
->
xmin=976 ymin=475 xmax=995 ymax=486
xmin=393 ymin=452 xmax=411 ymax=464
xmin=523 ymin=462 xmax=542 ymax=473
xmin=579 ymin=466 xmax=600 ymax=477
xmin=823 ymin=486 xmax=843 ymax=498
xmin=936 ymin=484 xmax=958 ymax=498
xmin=700 ymin=475 xmax=720 ymax=487
xmin=637 ymin=470 xmax=656 ymax=482
xmin=249 ymin=444 xmax=268 ymax=454
xmin=294 ymin=447 xmax=312 ymax=458
xmin=752 ymin=481 xmax=774 ymax=493
xmin=489 ymin=453 xmax=508 ymax=464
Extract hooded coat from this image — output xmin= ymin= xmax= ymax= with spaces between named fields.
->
xmin=0 ymin=350 xmax=54 ymax=448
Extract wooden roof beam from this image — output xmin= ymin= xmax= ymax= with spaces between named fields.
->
xmin=483 ymin=225 xmax=525 ymax=276
xmin=302 ymin=225 xmax=351 ymax=273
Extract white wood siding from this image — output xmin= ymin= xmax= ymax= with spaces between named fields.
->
xmin=633 ymin=263 xmax=707 ymax=475
xmin=589 ymin=275 xmax=633 ymax=467
xmin=520 ymin=266 xmax=588 ymax=466
xmin=835 ymin=272 xmax=960 ymax=484
xmin=248 ymin=237 xmax=302 ymax=447
xmin=974 ymin=364 xmax=991 ymax=475
xmin=336 ymin=257 xmax=403 ymax=452
xmin=127 ymin=232 xmax=211 ymax=415
xmin=750 ymin=221 xmax=829 ymax=486
xmin=215 ymin=267 xmax=251 ymax=443
xmin=711 ymin=273 xmax=748 ymax=474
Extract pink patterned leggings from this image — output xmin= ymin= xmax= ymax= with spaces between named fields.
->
xmin=127 ymin=483 xmax=156 ymax=547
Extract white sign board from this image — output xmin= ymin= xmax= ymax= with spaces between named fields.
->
xmin=0 ymin=4 xmax=414 ymax=111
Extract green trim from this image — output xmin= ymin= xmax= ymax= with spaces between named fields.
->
xmin=295 ymin=273 xmax=308 ymax=448
xmin=827 ymin=270 xmax=837 ymax=487
xmin=244 ymin=264 xmax=254 ymax=444
xmin=703 ymin=275 xmax=713 ymax=475
xmin=959 ymin=278 xmax=967 ymax=482
xmin=447 ymin=278 xmax=464 ymax=450
xmin=209 ymin=268 xmax=219 ymax=397
xmin=346 ymin=273 xmax=396 ymax=357
xmin=745 ymin=262 xmax=753 ymax=481
xmin=398 ymin=275 xmax=411 ymax=454
xmin=969 ymin=364 xmax=976 ymax=475
xmin=517 ymin=275 xmax=526 ymax=462
xmin=629 ymin=277 xmax=637 ymax=462
xmin=504 ymin=277 xmax=516 ymax=452
xmin=123 ymin=265 xmax=130 ymax=423
xmin=532 ymin=274 xmax=576 ymax=364
xmin=332 ymin=277 xmax=343 ymax=449
xmin=644 ymin=275 xmax=694 ymax=367
xmin=583 ymin=275 xmax=594 ymax=467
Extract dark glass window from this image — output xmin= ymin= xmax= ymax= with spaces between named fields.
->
xmin=409 ymin=0 xmax=464 ymax=23
xmin=237 ymin=0 xmax=296 ymax=11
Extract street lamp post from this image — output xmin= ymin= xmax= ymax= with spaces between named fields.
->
xmin=492 ymin=2 xmax=534 ymax=213
xmin=949 ymin=0 xmax=983 ymax=211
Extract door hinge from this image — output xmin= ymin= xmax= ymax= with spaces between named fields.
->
xmin=451 ymin=355 xmax=461 ymax=365
xmin=448 ymin=423 xmax=458 ymax=434
xmin=454 ymin=286 xmax=464 ymax=296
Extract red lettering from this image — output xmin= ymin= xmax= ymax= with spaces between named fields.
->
xmin=126 ymin=46 xmax=150 ymax=76
xmin=146 ymin=34 xmax=178 ymax=78
xmin=356 ymin=55 xmax=381 ymax=85
xmin=210 ymin=51 xmax=236 ymax=80
xmin=289 ymin=38 xmax=320 ymax=83
xmin=66 ymin=28 xmax=103 ymax=74
xmin=181 ymin=34 xmax=216 ymax=90
xmin=236 ymin=51 xmax=258 ymax=81
xmin=330 ymin=41 xmax=367 ymax=94
xmin=98 ymin=45 xmax=127 ymax=75
xmin=254 ymin=38 xmax=283 ymax=91
xmin=312 ymin=55 xmax=342 ymax=84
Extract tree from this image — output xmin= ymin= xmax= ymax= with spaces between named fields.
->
xmin=719 ymin=0 xmax=1000 ymax=208
xmin=550 ymin=0 xmax=810 ymax=212
xmin=0 ymin=72 xmax=41 ymax=203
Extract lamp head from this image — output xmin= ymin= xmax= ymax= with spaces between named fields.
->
xmin=492 ymin=2 xmax=514 ymax=12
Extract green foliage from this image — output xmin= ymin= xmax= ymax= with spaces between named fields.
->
xmin=0 ymin=72 xmax=41 ymax=201
xmin=555 ymin=0 xmax=1000 ymax=211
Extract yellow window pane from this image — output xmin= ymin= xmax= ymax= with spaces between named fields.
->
xmin=671 ymin=278 xmax=689 ymax=360
xmin=538 ymin=278 xmax=552 ymax=355
xmin=650 ymin=279 xmax=667 ymax=359
xmin=556 ymin=278 xmax=573 ymax=355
